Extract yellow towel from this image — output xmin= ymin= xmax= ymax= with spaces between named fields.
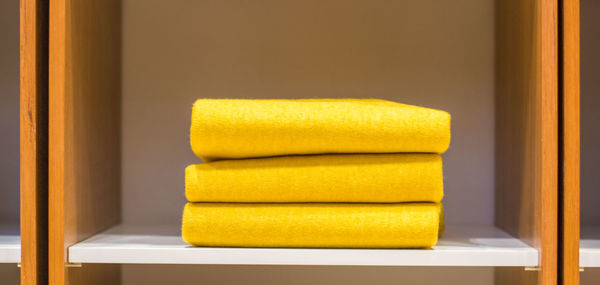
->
xmin=190 ymin=99 xmax=451 ymax=161
xmin=186 ymin=154 xmax=443 ymax=203
xmin=182 ymin=203 xmax=441 ymax=248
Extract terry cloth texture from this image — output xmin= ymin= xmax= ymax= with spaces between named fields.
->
xmin=190 ymin=99 xmax=451 ymax=161
xmin=182 ymin=202 xmax=441 ymax=248
xmin=186 ymin=153 xmax=443 ymax=203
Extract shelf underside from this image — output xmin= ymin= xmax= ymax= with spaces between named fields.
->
xmin=68 ymin=224 xmax=537 ymax=266
xmin=581 ymin=227 xmax=600 ymax=267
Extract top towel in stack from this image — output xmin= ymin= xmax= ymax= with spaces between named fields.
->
xmin=183 ymin=99 xmax=450 ymax=248
xmin=190 ymin=99 xmax=450 ymax=161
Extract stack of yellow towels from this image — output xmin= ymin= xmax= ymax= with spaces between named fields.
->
xmin=183 ymin=99 xmax=450 ymax=248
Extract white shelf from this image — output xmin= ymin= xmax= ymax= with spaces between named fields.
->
xmin=0 ymin=235 xmax=20 ymax=263
xmin=68 ymin=224 xmax=537 ymax=266
xmin=580 ymin=227 xmax=600 ymax=267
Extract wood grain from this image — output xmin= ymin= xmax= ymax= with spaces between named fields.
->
xmin=561 ymin=0 xmax=580 ymax=284
xmin=49 ymin=0 xmax=122 ymax=284
xmin=20 ymin=0 xmax=48 ymax=284
xmin=494 ymin=0 xmax=558 ymax=284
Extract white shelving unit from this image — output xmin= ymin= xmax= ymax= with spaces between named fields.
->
xmin=0 ymin=234 xmax=20 ymax=263
xmin=580 ymin=227 xmax=600 ymax=268
xmin=69 ymin=224 xmax=537 ymax=267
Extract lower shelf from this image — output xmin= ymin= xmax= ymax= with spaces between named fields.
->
xmin=0 ymin=235 xmax=20 ymax=263
xmin=581 ymin=227 xmax=600 ymax=267
xmin=68 ymin=224 xmax=537 ymax=267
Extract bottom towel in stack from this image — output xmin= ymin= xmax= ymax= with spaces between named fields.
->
xmin=182 ymin=203 xmax=442 ymax=248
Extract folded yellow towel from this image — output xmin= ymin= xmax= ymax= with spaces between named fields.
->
xmin=186 ymin=153 xmax=443 ymax=203
xmin=182 ymin=203 xmax=441 ymax=248
xmin=190 ymin=99 xmax=451 ymax=161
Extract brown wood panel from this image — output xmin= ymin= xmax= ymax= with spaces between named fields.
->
xmin=561 ymin=0 xmax=580 ymax=284
xmin=494 ymin=0 xmax=559 ymax=284
xmin=49 ymin=0 xmax=122 ymax=284
xmin=20 ymin=0 xmax=48 ymax=284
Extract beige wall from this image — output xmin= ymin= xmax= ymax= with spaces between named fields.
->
xmin=0 ymin=0 xmax=20 ymax=228
xmin=0 ymin=1 xmax=20 ymax=282
xmin=122 ymin=0 xmax=495 ymax=225
xmin=121 ymin=0 xmax=494 ymax=284
xmin=581 ymin=0 xmax=600 ymax=228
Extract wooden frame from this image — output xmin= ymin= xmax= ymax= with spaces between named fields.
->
xmin=49 ymin=0 xmax=122 ymax=284
xmin=46 ymin=0 xmax=560 ymax=284
xmin=20 ymin=0 xmax=48 ymax=284
xmin=561 ymin=0 xmax=580 ymax=284
xmin=494 ymin=0 xmax=559 ymax=284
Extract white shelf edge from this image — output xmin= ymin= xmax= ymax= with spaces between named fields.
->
xmin=0 ymin=235 xmax=21 ymax=263
xmin=580 ymin=227 xmax=600 ymax=267
xmin=68 ymin=224 xmax=538 ymax=267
